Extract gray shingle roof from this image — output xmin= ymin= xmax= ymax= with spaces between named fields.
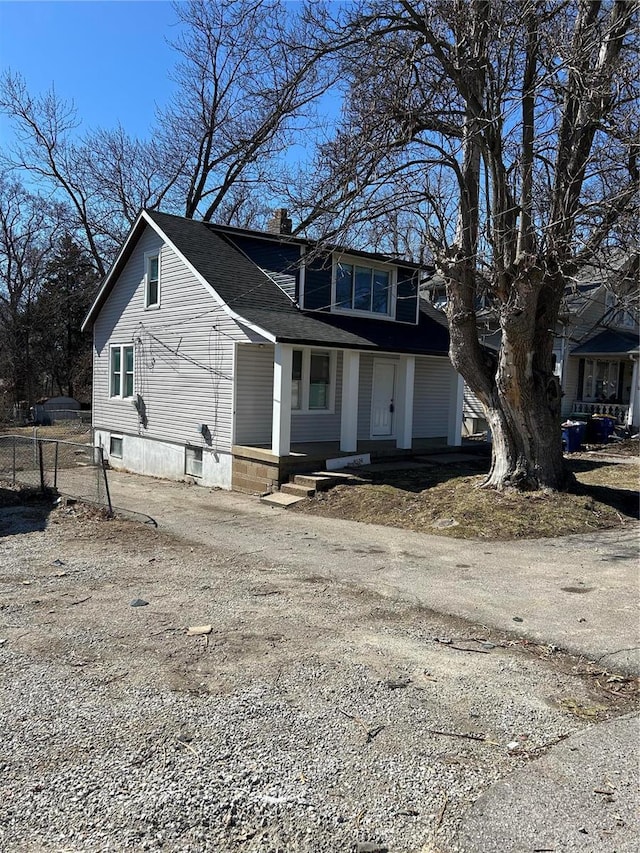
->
xmin=88 ymin=210 xmax=450 ymax=356
xmin=571 ymin=330 xmax=639 ymax=356
xmin=147 ymin=211 xmax=450 ymax=356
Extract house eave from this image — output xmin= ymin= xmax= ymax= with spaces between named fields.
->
xmin=81 ymin=210 xmax=277 ymax=344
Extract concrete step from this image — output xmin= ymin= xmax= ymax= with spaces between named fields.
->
xmin=310 ymin=470 xmax=361 ymax=484
xmin=280 ymin=482 xmax=316 ymax=498
xmin=292 ymin=474 xmax=335 ymax=491
xmin=260 ymin=492 xmax=306 ymax=507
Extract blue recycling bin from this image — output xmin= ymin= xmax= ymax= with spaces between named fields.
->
xmin=574 ymin=421 xmax=587 ymax=446
xmin=588 ymin=415 xmax=616 ymax=443
xmin=562 ymin=423 xmax=582 ymax=453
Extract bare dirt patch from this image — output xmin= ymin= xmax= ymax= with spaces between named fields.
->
xmin=293 ymin=447 xmax=639 ymax=540
xmin=1 ymin=500 xmax=637 ymax=852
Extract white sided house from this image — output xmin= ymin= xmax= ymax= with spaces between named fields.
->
xmin=83 ymin=210 xmax=463 ymax=493
xmin=556 ymin=255 xmax=639 ymax=429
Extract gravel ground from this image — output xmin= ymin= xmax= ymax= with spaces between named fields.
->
xmin=0 ymin=500 xmax=637 ymax=852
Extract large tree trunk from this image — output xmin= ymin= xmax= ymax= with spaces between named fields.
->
xmin=447 ymin=258 xmax=570 ymax=491
xmin=484 ymin=338 xmax=566 ymax=491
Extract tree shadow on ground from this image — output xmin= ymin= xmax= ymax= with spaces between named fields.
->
xmin=0 ymin=486 xmax=54 ymax=538
xmin=567 ymin=458 xmax=625 ymax=474
xmin=572 ymin=482 xmax=639 ymax=521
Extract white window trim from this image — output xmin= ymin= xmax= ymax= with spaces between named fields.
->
xmin=144 ymin=250 xmax=161 ymax=310
xmin=331 ymin=254 xmax=397 ymax=321
xmin=109 ymin=434 xmax=123 ymax=458
xmin=582 ymin=358 xmax=620 ymax=402
xmin=109 ymin=344 xmax=135 ymax=399
xmin=291 ymin=348 xmax=336 ymax=415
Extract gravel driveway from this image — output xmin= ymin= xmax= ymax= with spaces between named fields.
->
xmin=1 ymin=498 xmax=637 ymax=852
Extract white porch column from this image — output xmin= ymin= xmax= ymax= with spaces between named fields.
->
xmin=628 ymin=356 xmax=639 ymax=428
xmin=396 ymin=355 xmax=415 ymax=449
xmin=447 ymin=369 xmax=465 ymax=446
xmin=340 ymin=349 xmax=360 ymax=452
xmin=272 ymin=343 xmax=292 ymax=456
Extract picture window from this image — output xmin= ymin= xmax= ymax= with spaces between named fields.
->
xmin=335 ymin=260 xmax=392 ymax=316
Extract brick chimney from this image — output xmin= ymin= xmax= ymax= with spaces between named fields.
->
xmin=267 ymin=207 xmax=292 ymax=235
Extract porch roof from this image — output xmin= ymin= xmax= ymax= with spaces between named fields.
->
xmin=243 ymin=303 xmax=450 ymax=355
xmin=571 ymin=329 xmax=639 ymax=357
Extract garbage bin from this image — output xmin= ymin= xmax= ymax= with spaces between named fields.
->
xmin=574 ymin=420 xmax=587 ymax=446
xmin=588 ymin=415 xmax=616 ymax=443
xmin=562 ymin=422 xmax=582 ymax=453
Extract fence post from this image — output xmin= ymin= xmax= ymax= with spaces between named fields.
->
xmin=12 ymin=436 xmax=16 ymax=486
xmin=54 ymin=441 xmax=59 ymax=490
xmin=98 ymin=447 xmax=113 ymax=515
xmin=38 ymin=440 xmax=45 ymax=494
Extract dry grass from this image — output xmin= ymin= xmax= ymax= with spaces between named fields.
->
xmin=294 ymin=443 xmax=639 ymax=541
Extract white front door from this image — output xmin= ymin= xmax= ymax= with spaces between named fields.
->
xmin=371 ymin=361 xmax=396 ymax=436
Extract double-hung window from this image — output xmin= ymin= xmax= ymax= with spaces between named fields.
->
xmin=110 ymin=345 xmax=134 ymax=398
xmin=145 ymin=252 xmax=160 ymax=309
xmin=335 ymin=260 xmax=392 ymax=316
xmin=291 ymin=349 xmax=333 ymax=413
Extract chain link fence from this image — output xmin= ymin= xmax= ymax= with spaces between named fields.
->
xmin=0 ymin=435 xmax=112 ymax=513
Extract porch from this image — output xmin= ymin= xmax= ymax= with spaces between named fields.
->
xmin=231 ymin=437 xmax=450 ymax=494
xmin=568 ymin=400 xmax=632 ymax=425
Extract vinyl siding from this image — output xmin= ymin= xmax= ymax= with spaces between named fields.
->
xmin=93 ymin=225 xmax=256 ymax=453
xmin=234 ymin=345 xmax=344 ymax=445
xmin=303 ymin=255 xmax=331 ymax=311
xmin=357 ymin=354 xmax=375 ymax=439
xmin=234 ymin=344 xmax=274 ymax=446
xmin=413 ymin=357 xmax=456 ymax=438
xmin=227 ymin=235 xmax=301 ymax=301
xmin=463 ymin=385 xmax=485 ymax=419
xmin=395 ymin=267 xmax=419 ymax=324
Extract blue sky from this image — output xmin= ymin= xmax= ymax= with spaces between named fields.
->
xmin=0 ymin=1 xmax=184 ymax=139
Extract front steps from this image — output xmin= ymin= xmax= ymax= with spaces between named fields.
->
xmin=261 ymin=470 xmax=358 ymax=507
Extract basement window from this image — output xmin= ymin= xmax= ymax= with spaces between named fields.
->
xmin=109 ymin=435 xmax=123 ymax=458
xmin=185 ymin=445 xmax=203 ymax=478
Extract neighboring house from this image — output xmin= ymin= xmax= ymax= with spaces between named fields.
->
xmin=424 ymin=253 xmax=639 ymax=435
xmin=82 ymin=210 xmax=464 ymax=493
xmin=557 ymin=255 xmax=639 ymax=429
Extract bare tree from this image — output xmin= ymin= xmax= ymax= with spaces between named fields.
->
xmin=0 ymin=179 xmax=62 ymax=407
xmin=160 ymin=0 xmax=337 ymax=221
xmin=0 ymin=0 xmax=337 ymax=270
xmin=292 ymin=0 xmax=638 ymax=490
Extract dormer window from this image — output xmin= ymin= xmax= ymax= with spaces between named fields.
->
xmin=605 ymin=290 xmax=636 ymax=329
xmin=145 ymin=252 xmax=160 ymax=309
xmin=334 ymin=259 xmax=393 ymax=317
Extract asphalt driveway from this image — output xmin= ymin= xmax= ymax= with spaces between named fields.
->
xmin=105 ymin=469 xmax=640 ymax=677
